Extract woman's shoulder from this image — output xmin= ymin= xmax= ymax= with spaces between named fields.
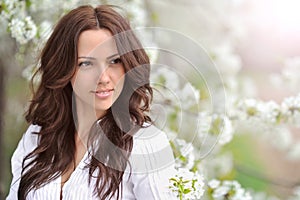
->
xmin=23 ymin=124 xmax=41 ymax=138
xmin=133 ymin=123 xmax=170 ymax=148
xmin=25 ymin=124 xmax=42 ymax=133
xmin=10 ymin=124 xmax=41 ymax=172
xmin=131 ymin=123 xmax=173 ymax=158
xmin=19 ymin=124 xmax=41 ymax=153
xmin=129 ymin=123 xmax=175 ymax=173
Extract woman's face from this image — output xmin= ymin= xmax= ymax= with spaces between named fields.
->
xmin=71 ymin=29 xmax=125 ymax=118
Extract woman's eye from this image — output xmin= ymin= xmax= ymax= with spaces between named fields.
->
xmin=78 ymin=61 xmax=92 ymax=67
xmin=109 ymin=58 xmax=122 ymax=64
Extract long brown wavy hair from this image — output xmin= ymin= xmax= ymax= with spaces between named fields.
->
xmin=18 ymin=5 xmax=153 ymax=200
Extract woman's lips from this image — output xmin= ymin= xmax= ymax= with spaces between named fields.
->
xmin=92 ymin=89 xmax=114 ymax=99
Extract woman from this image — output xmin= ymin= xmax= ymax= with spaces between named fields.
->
xmin=7 ymin=5 xmax=176 ymax=200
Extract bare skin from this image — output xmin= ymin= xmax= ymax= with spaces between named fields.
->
xmin=60 ymin=29 xmax=124 ymax=199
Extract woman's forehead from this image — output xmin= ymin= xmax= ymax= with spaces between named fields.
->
xmin=77 ymin=29 xmax=118 ymax=59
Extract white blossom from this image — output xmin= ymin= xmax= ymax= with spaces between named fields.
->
xmin=169 ymin=168 xmax=205 ymax=200
xmin=146 ymin=49 xmax=159 ymax=64
xmin=173 ymin=138 xmax=195 ymax=170
xmin=210 ymin=42 xmax=242 ymax=76
xmin=271 ymin=57 xmax=300 ymax=93
xmin=212 ymin=185 xmax=230 ymax=199
xmin=237 ymin=98 xmax=261 ymax=120
xmin=197 ymin=112 xmax=211 ymax=139
xmin=22 ymin=64 xmax=35 ymax=81
xmin=1 ymin=0 xmax=25 ymax=19
xmin=218 ymin=115 xmax=233 ymax=145
xmin=202 ymin=152 xmax=233 ymax=178
xmin=152 ymin=67 xmax=180 ymax=92
xmin=208 ymin=179 xmax=220 ymax=189
xmin=208 ymin=179 xmax=252 ymax=200
xmin=177 ymin=82 xmax=200 ymax=110
xmin=123 ymin=0 xmax=147 ymax=27
xmin=151 ymin=66 xmax=201 ymax=111
xmin=237 ymin=98 xmax=281 ymax=125
xmin=259 ymin=101 xmax=280 ymax=124
xmin=197 ymin=113 xmax=233 ymax=145
xmin=281 ymin=94 xmax=300 ymax=126
xmin=9 ymin=16 xmax=37 ymax=44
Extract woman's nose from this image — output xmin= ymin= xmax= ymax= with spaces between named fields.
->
xmin=97 ymin=68 xmax=110 ymax=85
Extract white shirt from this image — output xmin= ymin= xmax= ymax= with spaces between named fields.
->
xmin=6 ymin=124 xmax=177 ymax=200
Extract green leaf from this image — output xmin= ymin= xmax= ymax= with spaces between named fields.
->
xmin=170 ymin=177 xmax=178 ymax=182
xmin=247 ymin=107 xmax=257 ymax=116
xmin=25 ymin=0 xmax=32 ymax=9
xmin=183 ymin=188 xmax=191 ymax=194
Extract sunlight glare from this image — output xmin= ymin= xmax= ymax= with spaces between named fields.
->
xmin=273 ymin=0 xmax=300 ymax=32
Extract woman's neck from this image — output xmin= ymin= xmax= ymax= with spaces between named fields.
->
xmin=74 ymin=104 xmax=107 ymax=143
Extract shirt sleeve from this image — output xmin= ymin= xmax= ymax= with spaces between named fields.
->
xmin=128 ymin=125 xmax=177 ymax=200
xmin=6 ymin=124 xmax=40 ymax=200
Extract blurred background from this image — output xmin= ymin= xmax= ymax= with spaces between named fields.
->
xmin=1 ymin=0 xmax=300 ymax=199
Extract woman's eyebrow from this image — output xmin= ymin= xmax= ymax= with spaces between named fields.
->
xmin=78 ymin=56 xmax=96 ymax=60
xmin=106 ymin=53 xmax=119 ymax=60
